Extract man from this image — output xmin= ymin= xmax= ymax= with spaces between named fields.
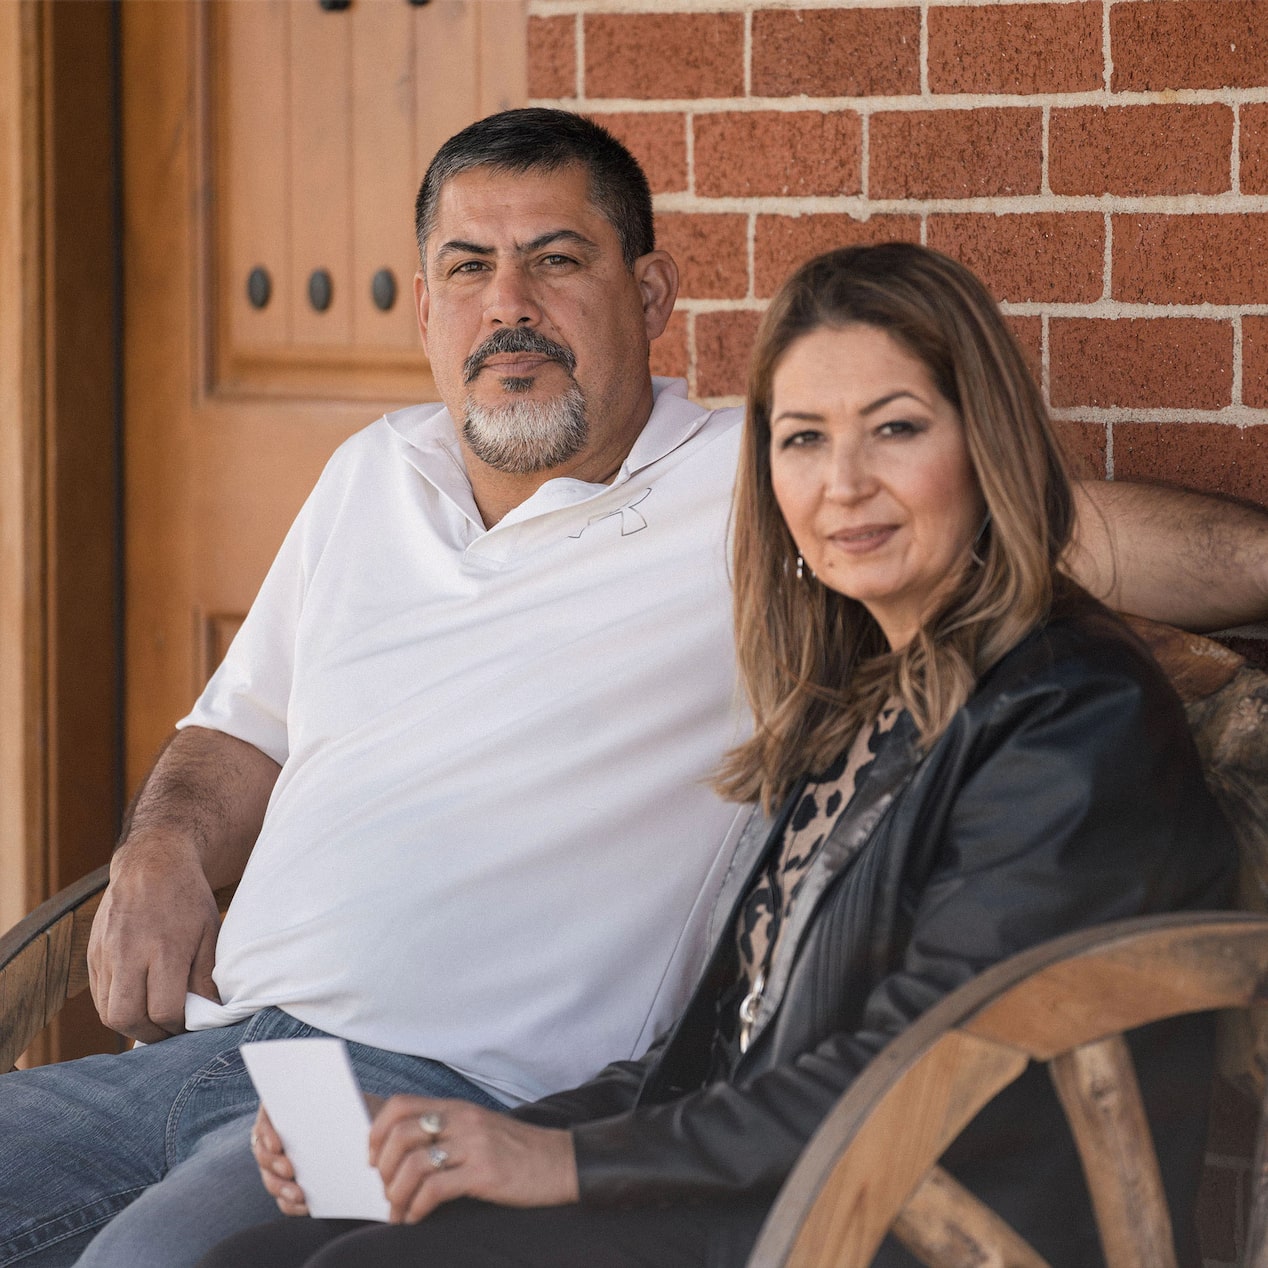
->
xmin=1 ymin=109 xmax=1264 ymax=1268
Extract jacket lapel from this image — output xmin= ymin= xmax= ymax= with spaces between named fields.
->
xmin=745 ymin=714 xmax=921 ymax=1048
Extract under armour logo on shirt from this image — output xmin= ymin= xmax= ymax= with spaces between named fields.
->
xmin=568 ymin=489 xmax=651 ymax=539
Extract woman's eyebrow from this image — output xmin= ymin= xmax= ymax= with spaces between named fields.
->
xmin=860 ymin=390 xmax=926 ymax=416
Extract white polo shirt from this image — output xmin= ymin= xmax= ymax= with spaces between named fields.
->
xmin=179 ymin=379 xmax=750 ymax=1104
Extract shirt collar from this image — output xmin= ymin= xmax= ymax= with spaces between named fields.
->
xmin=383 ymin=378 xmax=719 ymax=532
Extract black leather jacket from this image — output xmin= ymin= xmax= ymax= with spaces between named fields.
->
xmin=518 ymin=595 xmax=1235 ymax=1266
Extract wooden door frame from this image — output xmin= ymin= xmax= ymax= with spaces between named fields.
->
xmin=0 ymin=0 xmax=122 ymax=1045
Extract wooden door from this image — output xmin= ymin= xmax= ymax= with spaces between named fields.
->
xmin=123 ymin=0 xmax=525 ymax=786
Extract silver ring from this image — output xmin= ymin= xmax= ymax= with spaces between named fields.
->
xmin=250 ymin=1133 xmax=260 ymax=1151
xmin=418 ymin=1111 xmax=444 ymax=1138
xmin=427 ymin=1144 xmax=450 ymax=1171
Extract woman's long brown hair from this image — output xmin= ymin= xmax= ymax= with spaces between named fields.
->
xmin=716 ymin=243 xmax=1075 ymax=811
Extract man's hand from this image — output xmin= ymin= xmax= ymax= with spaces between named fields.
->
xmin=87 ymin=835 xmax=222 ymax=1043
xmin=369 ymin=1095 xmax=579 ymax=1224
xmin=87 ymin=725 xmax=280 ymax=1043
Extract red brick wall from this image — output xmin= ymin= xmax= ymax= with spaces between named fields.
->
xmin=528 ymin=0 xmax=1266 ymax=645
xmin=528 ymin=3 xmax=1264 ymax=1260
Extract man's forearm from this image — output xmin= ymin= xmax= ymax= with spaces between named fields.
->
xmin=1065 ymin=480 xmax=1268 ymax=632
xmin=118 ymin=725 xmax=281 ymax=888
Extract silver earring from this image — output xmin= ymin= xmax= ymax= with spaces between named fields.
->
xmin=796 ymin=553 xmax=805 ymax=580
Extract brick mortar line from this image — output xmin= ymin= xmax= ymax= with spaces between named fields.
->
xmin=678 ymin=402 xmax=1268 ymax=435
xmin=1040 ymin=311 xmax=1051 ymax=405
xmin=684 ymin=102 xmax=696 ymax=196
xmin=860 ymin=112 xmax=870 ymax=202
xmin=572 ymin=12 xmax=584 ymax=100
xmin=1053 ymin=408 xmax=1268 ymax=426
xmin=672 ymin=299 xmax=1268 ymax=320
xmin=1041 ymin=104 xmax=1050 ymax=196
xmin=1101 ymin=212 xmax=1112 ymax=303
xmin=682 ymin=402 xmax=1268 ymax=432
xmin=1234 ymin=314 xmax=1244 ymax=408
xmin=649 ymin=193 xmax=1268 ymax=213
xmin=536 ymin=90 xmax=1268 ymax=111
xmin=1005 ymin=304 xmax=1268 ymax=317
xmin=745 ymin=204 xmax=756 ymax=300
xmin=920 ymin=0 xmax=930 ymax=98
xmin=1102 ymin=0 xmax=1112 ymax=95
xmin=1232 ymin=102 xmax=1243 ymax=196
xmin=532 ymin=0 xmax=1131 ymax=13
xmin=671 ymin=298 xmax=770 ymax=313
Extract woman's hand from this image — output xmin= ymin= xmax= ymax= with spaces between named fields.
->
xmin=250 ymin=1105 xmax=308 ymax=1216
xmin=249 ymin=1094 xmax=389 ymax=1216
xmin=369 ymin=1095 xmax=579 ymax=1224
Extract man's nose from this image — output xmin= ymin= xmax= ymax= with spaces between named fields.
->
xmin=485 ymin=268 xmax=540 ymax=327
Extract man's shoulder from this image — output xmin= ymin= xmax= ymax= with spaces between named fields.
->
xmin=627 ymin=380 xmax=743 ymax=476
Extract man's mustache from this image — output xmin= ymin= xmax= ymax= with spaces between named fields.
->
xmin=463 ymin=328 xmax=577 ymax=384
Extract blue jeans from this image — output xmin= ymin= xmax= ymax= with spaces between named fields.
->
xmin=0 ymin=1009 xmax=502 ymax=1267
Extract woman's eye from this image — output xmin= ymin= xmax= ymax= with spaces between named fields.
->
xmin=877 ymin=419 xmax=920 ymax=438
xmin=778 ymin=430 xmax=821 ymax=450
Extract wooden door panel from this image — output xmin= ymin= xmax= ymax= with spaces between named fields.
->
xmin=288 ymin=4 xmax=354 ymax=348
xmin=350 ymin=1 xmax=421 ymax=353
xmin=220 ymin=1 xmax=290 ymax=352
xmin=125 ymin=0 xmax=525 ymax=788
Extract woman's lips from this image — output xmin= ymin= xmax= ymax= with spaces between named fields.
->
xmin=825 ymin=525 xmax=898 ymax=554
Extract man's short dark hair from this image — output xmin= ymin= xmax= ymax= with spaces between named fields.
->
xmin=415 ymin=108 xmax=654 ymax=270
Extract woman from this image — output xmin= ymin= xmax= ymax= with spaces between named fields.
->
xmin=202 ymin=243 xmax=1234 ymax=1267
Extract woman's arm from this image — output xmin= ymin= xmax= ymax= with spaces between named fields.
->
xmin=1066 ymin=480 xmax=1268 ymax=631
xmin=568 ymin=631 xmax=1235 ymax=1207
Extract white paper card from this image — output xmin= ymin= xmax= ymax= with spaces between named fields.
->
xmin=241 ymin=1037 xmax=390 ymax=1221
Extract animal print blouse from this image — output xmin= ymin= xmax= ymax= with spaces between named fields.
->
xmin=732 ymin=701 xmax=902 ymax=1054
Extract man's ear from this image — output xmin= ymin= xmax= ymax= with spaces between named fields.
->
xmin=414 ymin=270 xmax=430 ymax=353
xmin=634 ymin=251 xmax=679 ymax=342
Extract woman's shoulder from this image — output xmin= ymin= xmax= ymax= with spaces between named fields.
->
xmin=985 ymin=585 xmax=1169 ymax=694
xmin=963 ymin=584 xmax=1184 ymax=741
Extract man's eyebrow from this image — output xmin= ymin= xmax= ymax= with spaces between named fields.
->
xmin=432 ymin=229 xmax=599 ymax=265
xmin=433 ymin=238 xmax=495 ymax=263
xmin=520 ymin=229 xmax=598 ymax=255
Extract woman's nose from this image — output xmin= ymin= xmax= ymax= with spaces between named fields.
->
xmin=824 ymin=442 xmax=876 ymax=502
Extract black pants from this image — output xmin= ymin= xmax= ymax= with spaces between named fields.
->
xmin=196 ymin=1198 xmax=768 ymax=1268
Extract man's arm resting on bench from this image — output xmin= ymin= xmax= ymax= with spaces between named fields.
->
xmin=1067 ymin=480 xmax=1268 ymax=632
xmin=87 ymin=726 xmax=281 ymax=1045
